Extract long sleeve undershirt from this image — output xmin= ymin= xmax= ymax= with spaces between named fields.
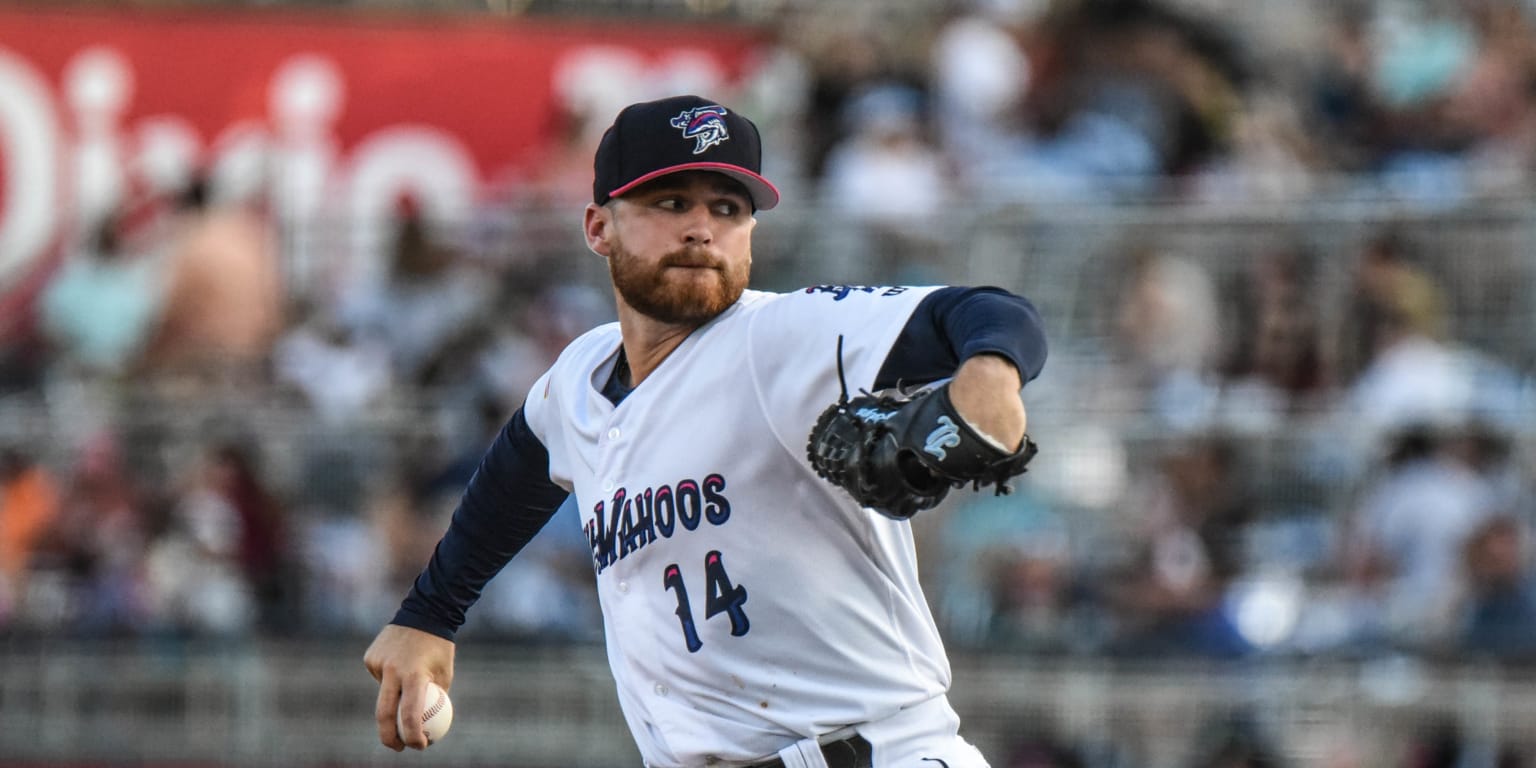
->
xmin=392 ymin=286 xmax=1047 ymax=640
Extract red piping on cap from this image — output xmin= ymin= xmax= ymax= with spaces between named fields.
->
xmin=607 ymin=162 xmax=780 ymax=210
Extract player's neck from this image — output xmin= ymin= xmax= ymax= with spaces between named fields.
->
xmin=616 ymin=312 xmax=697 ymax=387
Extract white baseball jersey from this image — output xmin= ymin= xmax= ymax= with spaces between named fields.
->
xmin=523 ymin=285 xmax=948 ymax=767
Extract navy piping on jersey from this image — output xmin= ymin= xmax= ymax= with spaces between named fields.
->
xmin=390 ymin=286 xmax=1047 ymax=640
xmin=602 ymin=349 xmax=635 ymax=405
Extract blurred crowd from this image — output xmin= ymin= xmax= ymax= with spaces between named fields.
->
xmin=773 ymin=0 xmax=1536 ymax=211
xmin=0 ymin=0 xmax=1535 ymax=687
xmin=0 ymin=172 xmax=613 ymax=642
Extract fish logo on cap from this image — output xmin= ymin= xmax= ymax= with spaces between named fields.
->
xmin=669 ymin=105 xmax=731 ymax=154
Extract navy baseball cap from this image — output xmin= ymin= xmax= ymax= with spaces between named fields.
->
xmin=593 ymin=95 xmax=780 ymax=211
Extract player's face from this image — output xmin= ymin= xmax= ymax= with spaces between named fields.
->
xmin=586 ymin=172 xmax=756 ymax=326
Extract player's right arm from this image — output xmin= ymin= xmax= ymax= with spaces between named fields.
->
xmin=363 ymin=405 xmax=570 ymax=751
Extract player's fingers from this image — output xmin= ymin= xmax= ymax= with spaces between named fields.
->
xmin=362 ymin=633 xmax=386 ymax=683
xmin=373 ymin=671 xmax=405 ymax=752
xmin=396 ymin=674 xmax=430 ymax=751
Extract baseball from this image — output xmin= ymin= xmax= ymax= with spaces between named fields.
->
xmin=397 ymin=681 xmax=453 ymax=746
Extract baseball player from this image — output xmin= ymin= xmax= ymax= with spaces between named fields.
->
xmin=364 ymin=94 xmax=1048 ymax=768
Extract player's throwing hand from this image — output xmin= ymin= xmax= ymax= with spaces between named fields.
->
xmin=363 ymin=624 xmax=455 ymax=751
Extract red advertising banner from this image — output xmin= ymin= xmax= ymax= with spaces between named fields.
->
xmin=0 ymin=4 xmax=772 ymax=296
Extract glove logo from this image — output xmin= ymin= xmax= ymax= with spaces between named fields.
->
xmin=923 ymin=416 xmax=962 ymax=460
xmin=670 ymin=105 xmax=731 ymax=154
xmin=854 ymin=406 xmax=897 ymax=423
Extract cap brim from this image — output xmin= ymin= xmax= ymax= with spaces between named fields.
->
xmin=607 ymin=162 xmax=780 ymax=211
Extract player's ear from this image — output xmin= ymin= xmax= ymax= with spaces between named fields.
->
xmin=584 ymin=203 xmax=614 ymax=257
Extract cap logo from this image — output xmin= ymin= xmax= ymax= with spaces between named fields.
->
xmin=669 ymin=105 xmax=731 ymax=155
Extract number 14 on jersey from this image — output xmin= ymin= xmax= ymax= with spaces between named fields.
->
xmin=663 ymin=550 xmax=750 ymax=652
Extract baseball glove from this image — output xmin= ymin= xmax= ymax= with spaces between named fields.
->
xmin=806 ymin=363 xmax=1039 ymax=521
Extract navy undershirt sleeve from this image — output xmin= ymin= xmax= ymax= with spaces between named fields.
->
xmin=391 ymin=406 xmax=570 ymax=641
xmin=874 ymin=286 xmax=1048 ymax=389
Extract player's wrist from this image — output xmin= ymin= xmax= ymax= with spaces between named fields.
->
xmin=950 ymin=354 xmax=1026 ymax=451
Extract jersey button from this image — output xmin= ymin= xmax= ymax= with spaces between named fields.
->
xmin=607 ymin=427 xmax=621 ymax=440
xmin=617 ymin=581 xmax=629 ymax=593
xmin=653 ymin=683 xmax=668 ymax=697
xmin=602 ymin=478 xmax=615 ymax=492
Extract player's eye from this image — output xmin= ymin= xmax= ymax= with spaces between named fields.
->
xmin=712 ymin=201 xmax=740 ymax=217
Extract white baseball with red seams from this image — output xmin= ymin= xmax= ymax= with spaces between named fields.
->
xmin=397 ymin=681 xmax=453 ymax=746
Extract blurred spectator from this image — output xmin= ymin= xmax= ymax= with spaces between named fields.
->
xmin=794 ymin=5 xmax=924 ymax=180
xmin=1342 ymin=229 xmax=1479 ymax=444
xmin=144 ymin=436 xmax=289 ymax=636
xmin=1338 ymin=425 xmax=1499 ymax=651
xmin=44 ymin=431 xmax=151 ymax=635
xmin=209 ymin=440 xmax=294 ymax=632
xmin=0 ymin=447 xmax=62 ymax=625
xmin=1308 ymin=5 xmax=1386 ymax=174
xmin=819 ymin=82 xmax=953 ymax=280
xmin=38 ymin=202 xmax=168 ymax=379
xmin=1111 ymin=245 xmax=1221 ymax=427
xmin=1339 ymin=227 xmax=1525 ymax=466
xmin=1455 ymin=514 xmax=1536 ymax=661
xmin=1450 ymin=421 xmax=1529 ymax=520
xmin=1370 ymin=4 xmax=1474 ymax=114
xmin=1107 ymin=436 xmax=1253 ymax=659
xmin=473 ymin=496 xmax=603 ymax=642
xmin=362 ymin=433 xmax=458 ymax=611
xmin=929 ymin=0 xmax=1035 ymax=170
xmin=273 ymin=298 xmax=395 ymax=424
xmin=935 ymin=489 xmax=1082 ymax=653
xmin=988 ymin=0 xmax=1243 ymax=201
xmin=0 ymin=294 xmax=48 ymax=395
xmin=290 ymin=426 xmax=388 ymax=635
xmin=474 ymin=282 xmax=614 ymax=414
xmin=143 ymin=175 xmax=283 ymax=384
xmin=1441 ymin=0 xmax=1536 ymax=195
xmin=1348 ymin=231 xmax=1447 ymax=360
xmin=1359 ymin=6 xmax=1475 ymax=204
xmin=1217 ymin=243 xmax=1329 ymax=421
xmin=1191 ymin=90 xmax=1322 ymax=203
xmin=340 ymin=195 xmax=493 ymax=386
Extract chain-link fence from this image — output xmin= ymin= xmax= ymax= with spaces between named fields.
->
xmin=6 ymin=640 xmax=1536 ymax=767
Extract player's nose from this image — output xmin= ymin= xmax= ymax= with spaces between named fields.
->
xmin=679 ymin=207 xmax=714 ymax=245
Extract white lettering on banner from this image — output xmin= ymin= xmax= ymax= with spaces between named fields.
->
xmin=268 ymin=54 xmax=342 ymax=294
xmin=0 ymin=46 xmax=477 ymax=293
xmin=65 ymin=47 xmax=132 ymax=232
xmin=0 ymin=48 xmax=61 ymax=283
xmin=344 ymin=126 xmax=477 ymax=290
xmin=136 ymin=116 xmax=203 ymax=194
xmin=0 ymin=40 xmax=747 ymax=292
xmin=207 ymin=121 xmax=274 ymax=207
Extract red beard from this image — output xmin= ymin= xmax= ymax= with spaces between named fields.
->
xmin=608 ymin=240 xmax=749 ymax=325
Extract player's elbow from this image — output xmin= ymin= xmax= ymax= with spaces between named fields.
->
xmin=1005 ymin=295 xmax=1048 ymax=384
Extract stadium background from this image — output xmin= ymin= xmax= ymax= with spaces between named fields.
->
xmin=2 ymin=0 xmax=1536 ymax=765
